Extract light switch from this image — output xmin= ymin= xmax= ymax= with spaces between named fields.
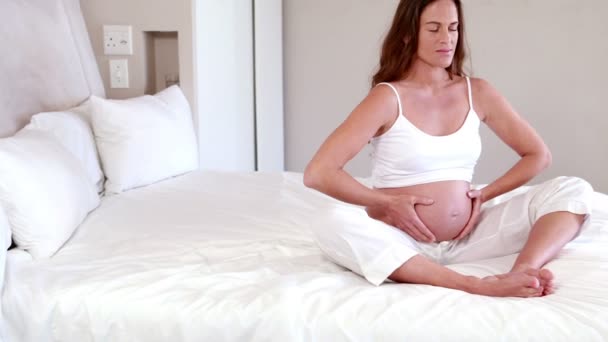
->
xmin=103 ymin=25 xmax=133 ymax=55
xmin=109 ymin=59 xmax=129 ymax=88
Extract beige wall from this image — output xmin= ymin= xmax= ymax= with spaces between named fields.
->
xmin=80 ymin=0 xmax=196 ymax=124
xmin=80 ymin=1 xmax=284 ymax=172
xmin=284 ymin=0 xmax=608 ymax=193
xmin=151 ymin=32 xmax=180 ymax=93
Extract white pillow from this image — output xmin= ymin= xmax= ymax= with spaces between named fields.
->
xmin=28 ymin=101 xmax=105 ymax=193
xmin=0 ymin=206 xmax=10 ymax=252
xmin=0 ymin=205 xmax=10 ymax=286
xmin=90 ymin=85 xmax=199 ymax=194
xmin=0 ymin=206 xmax=9 ymax=328
xmin=0 ymin=128 xmax=100 ymax=259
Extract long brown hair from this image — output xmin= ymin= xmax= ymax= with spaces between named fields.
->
xmin=371 ymin=0 xmax=467 ymax=87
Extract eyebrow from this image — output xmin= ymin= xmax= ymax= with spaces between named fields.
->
xmin=425 ymin=21 xmax=459 ymax=25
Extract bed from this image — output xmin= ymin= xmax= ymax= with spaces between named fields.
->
xmin=1 ymin=1 xmax=608 ymax=341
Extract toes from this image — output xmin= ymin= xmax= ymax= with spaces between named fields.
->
xmin=524 ymin=275 xmax=540 ymax=288
xmin=539 ymin=269 xmax=555 ymax=291
xmin=525 ymin=287 xmax=543 ymax=297
xmin=543 ymin=286 xmax=555 ymax=296
xmin=521 ymin=268 xmax=554 ymax=289
xmin=539 ymin=268 xmax=554 ymax=282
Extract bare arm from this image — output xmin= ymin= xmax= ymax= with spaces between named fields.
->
xmin=472 ymin=78 xmax=552 ymax=202
xmin=304 ymin=85 xmax=436 ymax=242
xmin=303 ymin=85 xmax=395 ymax=208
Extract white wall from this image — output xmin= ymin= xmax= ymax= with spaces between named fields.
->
xmin=255 ymin=0 xmax=285 ymax=172
xmin=194 ymin=0 xmax=255 ymax=171
xmin=283 ymin=0 xmax=608 ymax=193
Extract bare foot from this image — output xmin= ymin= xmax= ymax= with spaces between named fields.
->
xmin=511 ymin=265 xmax=555 ymax=296
xmin=473 ymin=272 xmax=544 ymax=297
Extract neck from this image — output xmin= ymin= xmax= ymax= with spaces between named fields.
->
xmin=406 ymin=58 xmax=451 ymax=88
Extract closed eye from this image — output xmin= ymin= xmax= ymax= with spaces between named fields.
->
xmin=429 ymin=28 xmax=457 ymax=33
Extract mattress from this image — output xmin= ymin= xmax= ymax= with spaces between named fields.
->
xmin=3 ymin=170 xmax=608 ymax=341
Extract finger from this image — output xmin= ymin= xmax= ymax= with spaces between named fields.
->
xmin=410 ymin=218 xmax=434 ymax=242
xmin=467 ymin=190 xmax=478 ymax=198
xmin=412 ymin=196 xmax=434 ymax=206
xmin=470 ymin=198 xmax=482 ymax=218
xmin=474 ymin=197 xmax=483 ymax=209
xmin=454 ymin=223 xmax=472 ymax=240
xmin=454 ymin=226 xmax=467 ymax=240
xmin=397 ymin=222 xmax=427 ymax=242
xmin=471 ymin=204 xmax=481 ymax=220
xmin=403 ymin=224 xmax=428 ymax=242
xmin=455 ymin=207 xmax=480 ymax=240
xmin=456 ymin=221 xmax=476 ymax=240
xmin=411 ymin=218 xmax=436 ymax=242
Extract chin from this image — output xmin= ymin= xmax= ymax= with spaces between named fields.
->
xmin=420 ymin=56 xmax=454 ymax=70
xmin=437 ymin=60 xmax=454 ymax=69
xmin=428 ymin=59 xmax=453 ymax=69
xmin=430 ymin=63 xmax=452 ymax=70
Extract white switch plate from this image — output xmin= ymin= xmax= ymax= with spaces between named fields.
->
xmin=109 ymin=59 xmax=129 ymax=88
xmin=103 ymin=25 xmax=133 ymax=55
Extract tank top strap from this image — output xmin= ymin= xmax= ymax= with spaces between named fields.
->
xmin=465 ymin=77 xmax=473 ymax=110
xmin=377 ymin=82 xmax=403 ymax=117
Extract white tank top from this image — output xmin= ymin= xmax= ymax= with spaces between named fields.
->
xmin=370 ymin=77 xmax=482 ymax=188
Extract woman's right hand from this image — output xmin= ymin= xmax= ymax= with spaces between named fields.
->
xmin=384 ymin=194 xmax=436 ymax=242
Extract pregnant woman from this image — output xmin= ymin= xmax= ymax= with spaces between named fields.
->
xmin=304 ymin=0 xmax=593 ymax=297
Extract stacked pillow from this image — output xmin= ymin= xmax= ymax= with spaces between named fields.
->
xmin=28 ymin=100 xmax=105 ymax=193
xmin=0 ymin=206 xmax=10 ymax=288
xmin=90 ymin=85 xmax=199 ymax=194
xmin=0 ymin=85 xmax=199 ymax=259
xmin=0 ymin=128 xmax=100 ymax=258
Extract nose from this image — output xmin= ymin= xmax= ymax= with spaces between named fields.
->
xmin=439 ymin=28 xmax=451 ymax=45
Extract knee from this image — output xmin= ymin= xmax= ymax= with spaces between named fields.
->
xmin=531 ymin=177 xmax=594 ymax=218
xmin=554 ymin=176 xmax=594 ymax=196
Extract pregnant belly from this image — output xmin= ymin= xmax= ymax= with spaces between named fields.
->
xmin=369 ymin=181 xmax=473 ymax=242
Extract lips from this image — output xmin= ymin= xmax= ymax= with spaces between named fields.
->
xmin=437 ymin=49 xmax=452 ymax=54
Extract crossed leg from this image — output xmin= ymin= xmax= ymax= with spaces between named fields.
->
xmin=390 ymin=177 xmax=592 ymax=297
xmin=508 ymin=211 xmax=586 ymax=295
xmin=313 ymin=177 xmax=592 ymax=297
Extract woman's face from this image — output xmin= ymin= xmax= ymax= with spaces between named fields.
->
xmin=415 ymin=0 xmax=459 ymax=69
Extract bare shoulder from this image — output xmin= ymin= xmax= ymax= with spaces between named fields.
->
xmin=356 ymin=83 xmax=400 ymax=131
xmin=468 ymin=77 xmax=507 ymax=122
xmin=469 ymin=77 xmax=500 ymax=95
xmin=367 ymin=82 xmax=399 ymax=116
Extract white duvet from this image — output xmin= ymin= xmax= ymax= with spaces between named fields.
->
xmin=3 ymin=171 xmax=608 ymax=342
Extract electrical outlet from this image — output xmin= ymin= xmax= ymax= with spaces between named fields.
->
xmin=103 ymin=25 xmax=133 ymax=55
xmin=109 ymin=59 xmax=129 ymax=88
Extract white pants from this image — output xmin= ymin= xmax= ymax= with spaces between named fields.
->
xmin=311 ymin=177 xmax=594 ymax=286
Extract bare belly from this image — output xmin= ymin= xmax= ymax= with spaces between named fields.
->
xmin=366 ymin=181 xmax=473 ymax=242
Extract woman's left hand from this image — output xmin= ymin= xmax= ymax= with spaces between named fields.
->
xmin=454 ymin=189 xmax=484 ymax=240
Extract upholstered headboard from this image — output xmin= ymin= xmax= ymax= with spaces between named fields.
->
xmin=0 ymin=0 xmax=105 ymax=138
